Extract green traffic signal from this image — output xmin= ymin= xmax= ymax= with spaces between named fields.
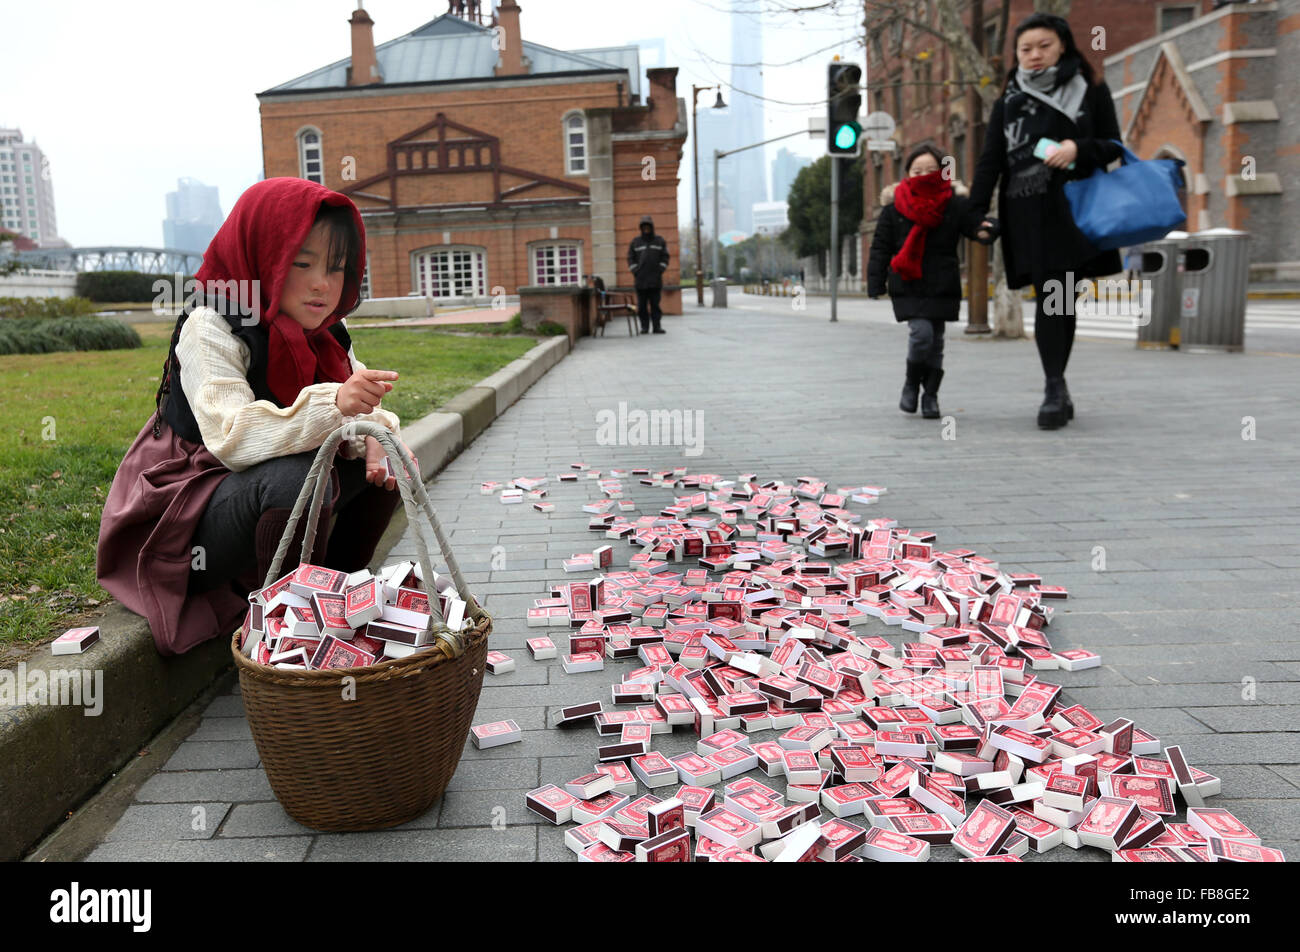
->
xmin=833 ymin=124 xmax=859 ymax=151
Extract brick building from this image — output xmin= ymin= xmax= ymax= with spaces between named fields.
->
xmin=1106 ymin=0 xmax=1298 ymax=279
xmin=256 ymin=2 xmax=687 ymax=312
xmin=836 ymin=0 xmax=1233 ymax=292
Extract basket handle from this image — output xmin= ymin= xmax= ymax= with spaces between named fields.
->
xmin=263 ymin=421 xmax=483 ymax=657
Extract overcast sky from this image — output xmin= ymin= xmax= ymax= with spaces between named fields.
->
xmin=3 ymin=0 xmax=863 ymax=247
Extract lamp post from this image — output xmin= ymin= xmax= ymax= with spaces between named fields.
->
xmin=692 ymin=85 xmax=725 ymax=307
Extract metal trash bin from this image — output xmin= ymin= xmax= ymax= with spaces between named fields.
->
xmin=710 ymin=278 xmax=728 ymax=308
xmin=1133 ymin=233 xmax=1187 ymax=349
xmin=1177 ymin=229 xmax=1250 ymax=353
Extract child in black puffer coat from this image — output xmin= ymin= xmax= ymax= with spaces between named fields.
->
xmin=867 ymin=145 xmax=998 ymax=419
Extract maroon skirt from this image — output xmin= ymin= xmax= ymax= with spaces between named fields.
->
xmin=97 ymin=415 xmax=246 ymax=656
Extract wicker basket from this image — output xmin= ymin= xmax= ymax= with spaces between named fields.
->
xmin=231 ymin=422 xmax=492 ymax=832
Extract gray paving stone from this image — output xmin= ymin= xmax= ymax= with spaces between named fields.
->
xmin=161 ymin=741 xmax=261 ymax=771
xmin=1153 ymin=732 xmax=1300 ymax=766
xmin=1185 ymin=705 xmax=1300 ymax=733
xmin=201 ymin=695 xmax=248 ymax=717
xmin=444 ymin=758 xmax=538 ymax=792
xmin=104 ymin=803 xmax=232 ymax=841
xmin=216 ymin=802 xmax=317 ymax=838
xmin=134 ymin=769 xmax=275 ymax=804
xmin=437 ymin=788 xmax=544 ymax=828
xmin=1214 ymin=764 xmax=1300 ymax=799
xmin=306 ymin=826 xmax=535 ymax=861
xmin=86 ymin=838 xmax=312 ymax=862
xmin=187 ymin=717 xmax=254 ymax=742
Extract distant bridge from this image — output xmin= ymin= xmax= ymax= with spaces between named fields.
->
xmin=2 ymin=246 xmax=205 ymax=275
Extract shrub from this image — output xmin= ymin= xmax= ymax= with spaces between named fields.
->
xmin=0 ymin=317 xmax=141 ymax=355
xmin=75 ymin=271 xmax=187 ymax=303
xmin=0 ymin=322 xmax=62 ymax=355
xmin=535 ymin=320 xmax=567 ymax=336
xmin=0 ymin=295 xmax=100 ymax=320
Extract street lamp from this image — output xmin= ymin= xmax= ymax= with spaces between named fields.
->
xmin=693 ymin=85 xmax=726 ymax=307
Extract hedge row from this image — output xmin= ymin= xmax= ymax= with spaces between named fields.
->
xmin=0 ymin=317 xmax=142 ymax=355
xmin=74 ymin=271 xmax=191 ymax=303
xmin=0 ymin=295 xmax=100 ymax=320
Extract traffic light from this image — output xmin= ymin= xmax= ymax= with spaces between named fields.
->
xmin=827 ymin=62 xmax=862 ymax=157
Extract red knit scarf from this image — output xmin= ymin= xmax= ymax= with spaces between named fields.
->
xmin=194 ymin=178 xmax=364 ymax=407
xmin=890 ymin=171 xmax=954 ymax=282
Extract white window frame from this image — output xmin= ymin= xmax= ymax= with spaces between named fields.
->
xmin=529 ymin=241 xmax=583 ymax=286
xmin=563 ymin=111 xmax=588 ymax=176
xmin=298 ymin=127 xmax=324 ymax=184
xmin=359 ymin=252 xmax=371 ymax=301
xmin=412 ymin=245 xmax=488 ymax=300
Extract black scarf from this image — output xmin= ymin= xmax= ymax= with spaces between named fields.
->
xmin=1000 ymin=54 xmax=1089 ymax=200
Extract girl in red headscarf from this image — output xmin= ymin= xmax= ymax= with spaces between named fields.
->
xmin=97 ymin=178 xmax=414 ymax=656
xmin=867 ymin=145 xmax=998 ymax=420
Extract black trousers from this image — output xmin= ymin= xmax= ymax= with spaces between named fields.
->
xmin=636 ymin=287 xmax=662 ymax=330
xmin=1033 ymin=271 xmax=1078 ymax=378
xmin=187 ymin=451 xmax=372 ymax=594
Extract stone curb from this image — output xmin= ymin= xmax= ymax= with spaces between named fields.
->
xmin=0 ymin=333 xmax=571 ymax=861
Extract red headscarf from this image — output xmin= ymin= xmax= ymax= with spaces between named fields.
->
xmin=194 ymin=178 xmax=365 ymax=407
xmin=890 ymin=170 xmax=954 ymax=282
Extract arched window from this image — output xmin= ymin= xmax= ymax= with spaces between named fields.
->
xmin=564 ymin=112 xmax=588 ymax=175
xmin=298 ymin=128 xmax=324 ymax=184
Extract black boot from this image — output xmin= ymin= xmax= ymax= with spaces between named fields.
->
xmin=900 ymin=361 xmax=924 ymax=414
xmin=921 ymin=367 xmax=944 ymax=419
xmin=1061 ymin=377 xmax=1074 ymax=421
xmin=1038 ymin=376 xmax=1068 ymax=430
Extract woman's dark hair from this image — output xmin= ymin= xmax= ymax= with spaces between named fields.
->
xmin=904 ymin=144 xmax=948 ymax=176
xmin=1004 ymin=13 xmax=1097 ymax=89
xmin=312 ymin=201 xmax=363 ymax=289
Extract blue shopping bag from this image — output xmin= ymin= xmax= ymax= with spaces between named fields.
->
xmin=1064 ymin=142 xmax=1186 ymax=251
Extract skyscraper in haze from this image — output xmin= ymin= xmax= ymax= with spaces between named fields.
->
xmin=163 ymin=177 xmax=223 ymax=253
xmin=694 ymin=0 xmax=767 ymax=238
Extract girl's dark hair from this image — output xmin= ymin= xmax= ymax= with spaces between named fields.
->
xmin=904 ymin=144 xmax=948 ymax=176
xmin=1004 ymin=13 xmax=1097 ymax=89
xmin=151 ymin=201 xmax=364 ymax=438
xmin=312 ymin=201 xmax=363 ymax=290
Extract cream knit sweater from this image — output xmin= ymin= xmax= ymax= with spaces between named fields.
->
xmin=176 ymin=306 xmax=401 ymax=473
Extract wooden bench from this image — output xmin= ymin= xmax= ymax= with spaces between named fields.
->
xmin=589 ymin=277 xmax=638 ymax=337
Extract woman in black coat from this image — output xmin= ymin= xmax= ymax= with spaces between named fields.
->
xmin=868 ymin=144 xmax=997 ymax=419
xmin=969 ymin=12 xmax=1124 ymax=429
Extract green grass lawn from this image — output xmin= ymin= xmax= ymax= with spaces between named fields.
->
xmin=0 ymin=322 xmax=536 ymax=651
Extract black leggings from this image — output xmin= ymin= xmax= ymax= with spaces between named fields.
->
xmin=1033 ymin=271 xmax=1077 ymax=378
xmin=187 ymin=451 xmax=371 ymax=593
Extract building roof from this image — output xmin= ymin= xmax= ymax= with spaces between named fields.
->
xmin=262 ymin=13 xmax=641 ymax=99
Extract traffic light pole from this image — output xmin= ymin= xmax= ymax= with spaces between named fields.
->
xmin=709 ymin=130 xmax=808 ymax=309
xmin=830 ymin=156 xmax=839 ymax=323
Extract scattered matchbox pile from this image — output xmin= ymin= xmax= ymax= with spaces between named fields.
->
xmin=237 ymin=560 xmax=470 ymax=670
xmin=504 ymin=469 xmax=1280 ymax=862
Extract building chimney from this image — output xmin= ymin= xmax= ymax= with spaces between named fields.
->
xmin=348 ymin=3 xmax=382 ymax=86
xmin=493 ymin=0 xmax=527 ymax=77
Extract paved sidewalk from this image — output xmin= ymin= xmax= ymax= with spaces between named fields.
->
xmin=77 ymin=298 xmax=1300 ymax=861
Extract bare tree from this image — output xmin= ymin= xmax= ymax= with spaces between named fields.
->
xmin=926 ymin=0 xmax=1073 ymax=337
